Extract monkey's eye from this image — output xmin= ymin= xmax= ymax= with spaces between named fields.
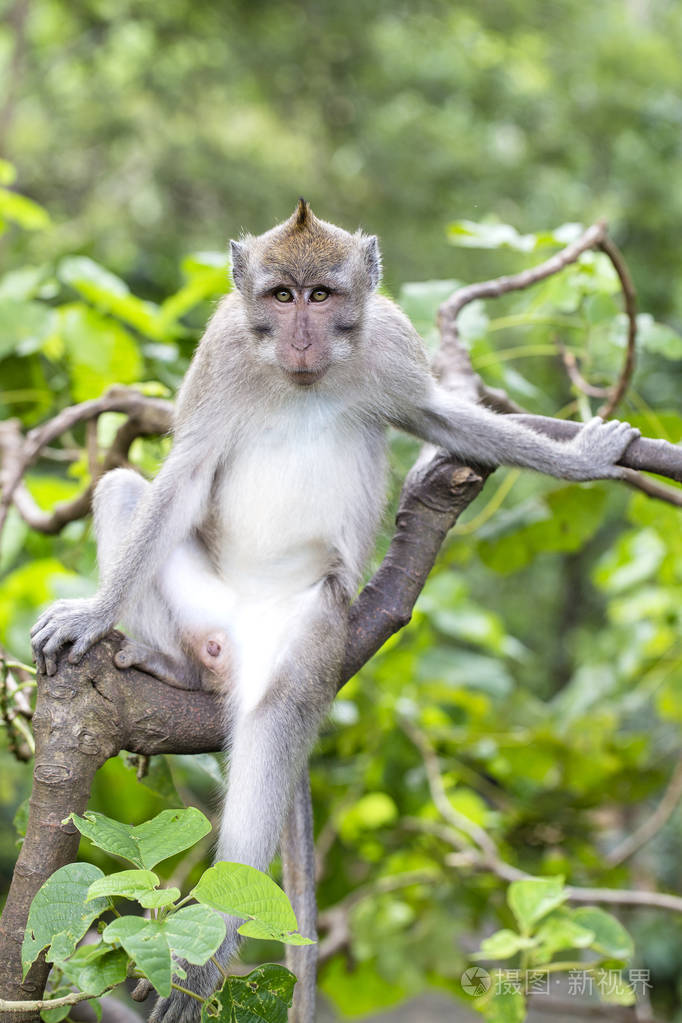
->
xmin=274 ymin=288 xmax=294 ymax=303
xmin=309 ymin=288 xmax=330 ymax=303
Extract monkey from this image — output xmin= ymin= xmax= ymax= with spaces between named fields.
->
xmin=31 ymin=200 xmax=639 ymax=1020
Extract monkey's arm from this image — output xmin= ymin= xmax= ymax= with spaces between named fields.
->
xmin=30 ymin=434 xmax=220 ymax=675
xmin=392 ymin=380 xmax=639 ymax=481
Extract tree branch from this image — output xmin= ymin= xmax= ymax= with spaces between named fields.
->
xmin=606 ymin=755 xmax=682 ymax=867
xmin=402 ymin=723 xmax=682 ymax=915
xmin=0 ymin=388 xmax=173 ymax=540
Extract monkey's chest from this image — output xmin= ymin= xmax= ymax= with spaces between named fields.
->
xmin=212 ymin=423 xmax=383 ymax=590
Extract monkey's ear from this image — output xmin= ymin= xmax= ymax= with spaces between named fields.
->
xmin=363 ymin=235 xmax=382 ymax=290
xmin=230 ymin=240 xmax=248 ymax=291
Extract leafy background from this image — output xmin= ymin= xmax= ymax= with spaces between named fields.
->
xmin=2 ymin=0 xmax=682 ymax=1019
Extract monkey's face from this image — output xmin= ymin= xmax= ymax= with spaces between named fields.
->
xmin=258 ymin=282 xmax=360 ymax=386
xmin=230 ymin=200 xmax=382 ymax=387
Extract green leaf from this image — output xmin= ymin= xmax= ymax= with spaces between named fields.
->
xmin=102 ymin=907 xmax=225 ymax=994
xmin=13 ymin=798 xmax=29 ymax=838
xmin=531 ymin=910 xmax=595 ymax=963
xmin=593 ymin=529 xmax=666 ymax=594
xmin=68 ymin=807 xmax=212 ymax=869
xmin=22 ymin=863 xmax=107 ymax=976
xmin=475 ymin=929 xmax=535 ymax=960
xmin=59 ymin=305 xmax=142 ymax=402
xmin=58 ymin=257 xmax=163 ymax=339
xmin=635 ymin=313 xmax=682 ymax=360
xmin=507 ymin=877 xmax=566 ymax=934
xmin=479 ymin=487 xmax=607 ymax=574
xmin=102 ymin=917 xmax=172 ymax=996
xmin=192 ymin=862 xmax=310 ymax=944
xmin=0 ymin=298 xmax=55 ymax=359
xmin=202 ymin=964 xmax=296 ymax=1023
xmin=572 ymin=908 xmax=634 ymax=959
xmin=139 ymin=887 xmax=181 ymax=908
xmin=475 ymin=987 xmax=526 ymax=1023
xmin=595 ymin=969 xmax=636 ymax=1005
xmin=320 ymin=956 xmax=408 ymax=1017
xmin=56 ymin=943 xmax=128 ymax=996
xmin=0 ymin=265 xmax=49 ymax=301
xmin=0 ymin=159 xmax=16 ymax=185
xmin=157 ymin=267 xmax=229 ymax=332
xmin=447 ymin=219 xmax=583 ymax=252
xmin=238 ymin=919 xmax=314 ymax=945
xmin=86 ymin=869 xmax=160 ymax=903
xmin=0 ymin=188 xmax=51 ymax=230
xmin=162 ymin=904 xmax=227 ymax=963
xmin=133 ymin=755 xmax=182 ymax=804
xmin=337 ymin=793 xmax=398 ymax=841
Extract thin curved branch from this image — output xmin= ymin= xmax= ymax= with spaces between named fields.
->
xmin=597 ymin=234 xmax=638 ymax=417
xmin=434 ymin=221 xmax=607 ymax=395
xmin=0 ymin=387 xmax=173 ymax=539
xmin=403 ymin=722 xmax=682 ymax=915
xmin=556 ymin=337 xmax=611 ymax=399
xmin=621 ymin=469 xmax=682 ymax=508
xmin=606 ymin=755 xmax=682 ymax=867
xmin=434 ymin=220 xmax=638 ymax=423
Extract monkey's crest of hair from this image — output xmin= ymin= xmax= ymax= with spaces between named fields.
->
xmin=230 ymin=200 xmax=382 ymax=293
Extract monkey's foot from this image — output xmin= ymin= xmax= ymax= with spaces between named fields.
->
xmin=149 ymin=959 xmax=224 ymax=1023
xmin=113 ymin=640 xmax=197 ymax=689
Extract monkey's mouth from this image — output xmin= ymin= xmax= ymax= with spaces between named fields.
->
xmin=287 ymin=368 xmax=326 ymax=386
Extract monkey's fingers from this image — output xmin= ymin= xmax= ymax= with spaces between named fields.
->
xmin=30 ymin=598 xmax=78 ymax=639
xmin=31 ymin=636 xmax=46 ymax=676
xmin=32 ymin=626 xmax=70 ymax=677
xmin=68 ymin=627 xmax=106 ymax=665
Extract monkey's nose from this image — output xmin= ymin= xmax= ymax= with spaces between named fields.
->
xmin=292 ymin=337 xmax=312 ymax=351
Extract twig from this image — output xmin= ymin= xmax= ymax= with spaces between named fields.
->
xmin=434 ymin=221 xmax=608 ymax=395
xmin=621 ymin=468 xmax=682 ymax=508
xmin=0 ymin=388 xmax=173 ymax=542
xmin=404 ymin=721 xmax=682 ymax=914
xmin=0 ymin=387 xmax=172 ymax=539
xmin=0 ymin=986 xmax=116 ymax=1013
xmin=607 ymin=755 xmax=682 ymax=866
xmin=556 ymin=337 xmax=611 ymax=398
xmin=317 ymin=869 xmax=438 ymax=962
xmin=435 ymin=220 xmax=638 ymax=424
xmin=400 ymin=717 xmax=509 ymax=868
xmin=597 ymin=234 xmax=638 ymax=418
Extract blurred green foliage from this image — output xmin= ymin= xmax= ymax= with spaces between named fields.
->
xmin=2 ymin=2 xmax=682 ymax=1017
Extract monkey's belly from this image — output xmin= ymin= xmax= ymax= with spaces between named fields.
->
xmin=214 ymin=421 xmax=384 ymax=594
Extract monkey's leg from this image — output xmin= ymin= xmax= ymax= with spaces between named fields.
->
xmin=94 ymin=469 xmax=231 ymax=689
xmin=113 ymin=639 xmax=198 ymax=688
xmin=93 ymin=469 xmax=180 ymax=652
xmin=149 ymin=578 xmax=348 ymax=1023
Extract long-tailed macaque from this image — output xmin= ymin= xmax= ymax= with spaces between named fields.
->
xmin=31 ymin=201 xmax=639 ymax=1019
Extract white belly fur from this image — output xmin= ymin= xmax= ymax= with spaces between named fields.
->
xmin=159 ymin=404 xmax=386 ymax=711
xmin=216 ymin=408 xmax=383 ymax=593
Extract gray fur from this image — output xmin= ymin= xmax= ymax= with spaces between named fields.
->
xmin=30 ymin=204 xmax=640 ymax=1020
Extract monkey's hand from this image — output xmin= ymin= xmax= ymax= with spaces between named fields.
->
xmin=30 ymin=596 xmax=115 ymax=675
xmin=564 ymin=417 xmax=640 ymax=480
